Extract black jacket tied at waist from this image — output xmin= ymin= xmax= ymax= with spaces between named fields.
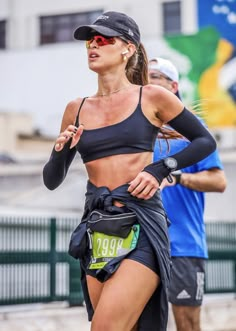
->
xmin=79 ymin=181 xmax=171 ymax=331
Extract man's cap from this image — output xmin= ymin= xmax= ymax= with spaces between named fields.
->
xmin=149 ymin=57 xmax=179 ymax=82
xmin=74 ymin=11 xmax=140 ymax=46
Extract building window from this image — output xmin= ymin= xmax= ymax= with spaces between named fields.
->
xmin=162 ymin=1 xmax=181 ymax=35
xmin=40 ymin=10 xmax=102 ymax=45
xmin=0 ymin=20 xmax=6 ymax=49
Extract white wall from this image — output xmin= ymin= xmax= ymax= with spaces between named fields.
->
xmin=0 ymin=42 xmax=96 ymax=136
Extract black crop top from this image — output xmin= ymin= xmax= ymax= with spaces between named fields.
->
xmin=75 ymin=87 xmax=159 ymax=163
xmin=43 ymin=89 xmax=216 ymax=190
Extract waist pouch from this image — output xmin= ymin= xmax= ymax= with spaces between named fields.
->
xmin=87 ymin=210 xmax=137 ymax=238
xmin=68 ymin=221 xmax=87 ymax=259
xmin=68 ymin=210 xmax=137 ymax=259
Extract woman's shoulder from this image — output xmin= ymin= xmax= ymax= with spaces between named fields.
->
xmin=66 ymin=97 xmax=85 ymax=110
xmin=144 ymin=84 xmax=183 ymax=109
xmin=62 ymin=97 xmax=86 ymax=124
xmin=143 ymin=84 xmax=175 ymax=99
xmin=141 ymin=84 xmax=176 ymax=110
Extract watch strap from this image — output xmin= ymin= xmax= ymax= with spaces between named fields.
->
xmin=171 ymin=170 xmax=182 ymax=185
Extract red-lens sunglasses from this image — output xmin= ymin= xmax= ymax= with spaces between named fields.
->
xmin=86 ymin=35 xmax=129 ymax=49
xmin=86 ymin=35 xmax=116 ymax=49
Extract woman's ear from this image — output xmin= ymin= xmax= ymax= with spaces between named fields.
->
xmin=127 ymin=44 xmax=137 ymax=56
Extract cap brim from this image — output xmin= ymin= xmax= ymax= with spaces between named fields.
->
xmin=74 ymin=25 xmax=122 ymax=40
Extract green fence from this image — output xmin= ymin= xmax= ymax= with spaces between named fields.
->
xmin=205 ymin=222 xmax=236 ymax=294
xmin=0 ymin=215 xmax=83 ymax=306
xmin=0 ymin=216 xmax=235 ymax=306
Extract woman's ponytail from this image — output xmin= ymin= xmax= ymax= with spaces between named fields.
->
xmin=126 ymin=43 xmax=149 ymax=86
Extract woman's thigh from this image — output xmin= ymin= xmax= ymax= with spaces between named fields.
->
xmin=86 ymin=275 xmax=104 ymax=309
xmin=88 ymin=259 xmax=160 ymax=331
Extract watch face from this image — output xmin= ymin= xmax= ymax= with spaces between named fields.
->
xmin=164 ymin=157 xmax=177 ymax=170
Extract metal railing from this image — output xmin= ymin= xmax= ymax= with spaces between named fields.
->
xmin=0 ymin=216 xmax=235 ymax=305
xmin=205 ymin=222 xmax=236 ymax=294
xmin=0 ymin=215 xmax=83 ymax=306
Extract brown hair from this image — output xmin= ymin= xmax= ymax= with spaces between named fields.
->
xmin=157 ymin=126 xmax=185 ymax=153
xmin=159 ymin=126 xmax=184 ymax=140
xmin=126 ymin=43 xmax=149 ymax=86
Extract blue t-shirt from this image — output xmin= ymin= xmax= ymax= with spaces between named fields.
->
xmin=153 ymin=138 xmax=224 ymax=258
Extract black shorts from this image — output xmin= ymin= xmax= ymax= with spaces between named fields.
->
xmin=86 ymin=226 xmax=159 ymax=278
xmin=169 ymin=257 xmax=205 ymax=306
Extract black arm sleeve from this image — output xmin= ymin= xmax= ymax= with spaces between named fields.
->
xmin=43 ymin=140 xmax=77 ymax=190
xmin=143 ymin=107 xmax=216 ymax=184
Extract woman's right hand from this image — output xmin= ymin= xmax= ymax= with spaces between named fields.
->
xmin=55 ymin=124 xmax=84 ymax=152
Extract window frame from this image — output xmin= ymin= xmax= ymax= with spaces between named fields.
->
xmin=40 ymin=10 xmax=103 ymax=45
xmin=0 ymin=20 xmax=6 ymax=49
xmin=162 ymin=1 xmax=181 ymax=36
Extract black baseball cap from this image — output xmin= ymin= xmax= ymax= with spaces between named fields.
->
xmin=74 ymin=11 xmax=140 ymax=46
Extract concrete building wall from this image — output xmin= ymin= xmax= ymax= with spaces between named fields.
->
xmin=0 ymin=112 xmax=33 ymax=152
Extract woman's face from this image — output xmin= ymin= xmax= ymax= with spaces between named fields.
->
xmin=86 ymin=35 xmax=130 ymax=73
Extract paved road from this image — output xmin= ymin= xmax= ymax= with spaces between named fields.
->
xmin=0 ymin=294 xmax=236 ymax=331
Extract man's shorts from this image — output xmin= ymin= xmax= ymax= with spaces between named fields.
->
xmin=169 ymin=257 xmax=205 ymax=306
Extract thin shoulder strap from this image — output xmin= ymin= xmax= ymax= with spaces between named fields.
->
xmin=138 ymin=86 xmax=143 ymax=104
xmin=74 ymin=97 xmax=87 ymax=127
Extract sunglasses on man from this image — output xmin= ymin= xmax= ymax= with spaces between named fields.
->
xmin=149 ymin=72 xmax=173 ymax=81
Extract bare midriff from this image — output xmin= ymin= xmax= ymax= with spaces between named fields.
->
xmin=85 ymin=151 xmax=152 ymax=191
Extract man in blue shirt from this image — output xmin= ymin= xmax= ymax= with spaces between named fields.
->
xmin=149 ymin=58 xmax=227 ymax=331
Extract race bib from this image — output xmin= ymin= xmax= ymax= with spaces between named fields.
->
xmin=89 ymin=224 xmax=140 ymax=270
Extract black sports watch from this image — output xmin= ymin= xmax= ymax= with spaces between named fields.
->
xmin=162 ymin=157 xmax=178 ymax=183
xmin=163 ymin=157 xmax=178 ymax=171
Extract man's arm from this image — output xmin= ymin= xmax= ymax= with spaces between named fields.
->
xmin=178 ymin=168 xmax=226 ymax=192
xmin=161 ymin=168 xmax=226 ymax=192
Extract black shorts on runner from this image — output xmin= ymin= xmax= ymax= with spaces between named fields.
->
xmin=169 ymin=257 xmax=205 ymax=306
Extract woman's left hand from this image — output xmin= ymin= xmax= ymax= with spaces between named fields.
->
xmin=128 ymin=171 xmax=160 ymax=200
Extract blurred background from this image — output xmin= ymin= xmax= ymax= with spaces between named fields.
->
xmin=0 ymin=0 xmax=235 ymax=330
